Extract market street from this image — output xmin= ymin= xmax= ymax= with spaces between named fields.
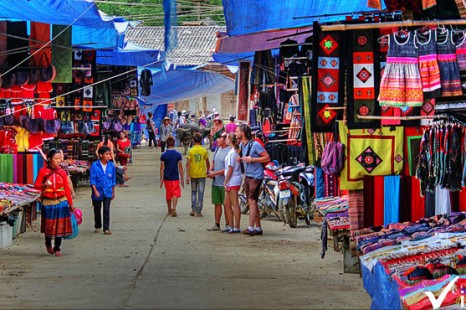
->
xmin=0 ymin=147 xmax=370 ymax=309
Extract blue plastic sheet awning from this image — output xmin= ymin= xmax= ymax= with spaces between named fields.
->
xmin=0 ymin=0 xmax=114 ymax=29
xmin=222 ymin=0 xmax=385 ymax=36
xmin=97 ymin=42 xmax=160 ymax=66
xmin=141 ymin=69 xmax=235 ymax=106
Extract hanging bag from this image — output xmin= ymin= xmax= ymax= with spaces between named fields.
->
xmin=39 ymin=52 xmax=56 ymax=82
xmin=28 ymin=57 xmax=41 ymax=85
xmin=63 ymin=212 xmax=79 ymax=240
xmin=1 ymin=59 xmax=15 ymax=89
xmin=3 ymin=101 xmax=15 ymax=126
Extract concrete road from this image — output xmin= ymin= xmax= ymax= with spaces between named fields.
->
xmin=0 ymin=147 xmax=371 ymax=309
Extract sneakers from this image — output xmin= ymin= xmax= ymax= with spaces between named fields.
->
xmin=228 ymin=228 xmax=241 ymax=234
xmin=194 ymin=212 xmax=203 ymax=217
xmin=241 ymin=229 xmax=256 ymax=236
xmin=254 ymin=230 xmax=264 ymax=236
xmin=207 ymin=225 xmax=221 ymax=231
xmin=189 ymin=210 xmax=196 ymax=216
xmin=220 ymin=225 xmax=231 ymax=233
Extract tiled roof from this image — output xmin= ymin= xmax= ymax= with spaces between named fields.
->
xmin=125 ymin=26 xmax=225 ymax=66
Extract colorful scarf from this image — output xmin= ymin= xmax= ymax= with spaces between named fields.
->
xmin=347 ymin=30 xmax=380 ymax=129
xmin=339 ymin=124 xmax=404 ymax=190
xmin=311 ymin=28 xmax=344 ymax=132
xmin=52 ymin=25 xmax=72 ymax=83
xmin=300 ymin=76 xmax=315 ymax=164
xmin=237 ymin=62 xmax=250 ymax=121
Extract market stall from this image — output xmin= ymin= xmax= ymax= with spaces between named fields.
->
xmin=0 ymin=182 xmax=41 ymax=246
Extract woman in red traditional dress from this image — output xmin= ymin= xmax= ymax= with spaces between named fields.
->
xmin=116 ymin=131 xmax=131 ymax=166
xmin=34 ymin=148 xmax=74 ymax=256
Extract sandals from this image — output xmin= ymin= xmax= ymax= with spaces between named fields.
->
xmin=171 ymin=210 xmax=177 ymax=217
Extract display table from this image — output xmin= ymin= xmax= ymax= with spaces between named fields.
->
xmin=315 ymin=196 xmax=359 ymax=273
xmin=355 ymin=212 xmax=466 ymax=309
xmin=0 ymin=182 xmax=41 ymax=242
xmin=61 ymin=159 xmax=91 ymax=186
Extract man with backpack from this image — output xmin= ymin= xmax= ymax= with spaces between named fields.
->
xmin=235 ymin=124 xmax=270 ymax=236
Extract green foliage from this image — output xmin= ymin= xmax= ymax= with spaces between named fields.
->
xmin=97 ymin=0 xmax=225 ymax=26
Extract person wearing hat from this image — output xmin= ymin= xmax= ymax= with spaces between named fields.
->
xmin=160 ymin=116 xmax=174 ymax=152
xmin=167 ymin=104 xmax=178 ymax=125
xmin=210 ymin=114 xmax=225 ymax=152
xmin=225 ymin=115 xmax=237 ymax=133
xmin=178 ymin=110 xmax=187 ymax=128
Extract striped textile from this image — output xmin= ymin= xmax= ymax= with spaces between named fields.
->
xmin=41 ymin=200 xmax=73 ymax=238
xmin=0 ymin=154 xmax=14 ymax=183
xmin=348 ymin=190 xmax=364 ymax=232
xmin=301 ymin=76 xmax=315 ymax=164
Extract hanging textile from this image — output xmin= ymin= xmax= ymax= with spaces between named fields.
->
xmin=348 ymin=189 xmax=364 ymax=232
xmin=251 ymin=50 xmax=275 ymax=85
xmin=52 ymin=25 xmax=72 ymax=83
xmin=339 ymin=124 xmax=404 ymax=190
xmin=0 ymin=21 xmax=7 ymax=65
xmin=436 ymin=28 xmax=463 ymax=97
xmin=399 ymin=176 xmax=425 ymax=222
xmin=347 ymin=29 xmax=380 ymax=129
xmin=6 ymin=21 xmax=29 ymax=69
xmin=403 ymin=127 xmax=423 ymax=176
xmin=0 ymin=154 xmax=13 ymax=183
xmin=311 ymin=27 xmax=345 ymax=132
xmin=384 ymin=175 xmax=400 ymax=225
xmin=29 ymin=22 xmax=51 ymax=66
xmin=378 ymin=31 xmax=423 ymax=107
xmin=416 ymin=125 xmax=464 ymax=195
xmin=455 ymin=0 xmax=466 ymax=18
xmin=237 ymin=61 xmax=250 ymax=121
xmin=435 ymin=186 xmax=451 ymax=214
xmin=300 ymin=76 xmax=315 ymax=164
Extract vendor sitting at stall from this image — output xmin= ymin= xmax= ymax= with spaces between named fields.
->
xmin=116 ymin=131 xmax=131 ymax=166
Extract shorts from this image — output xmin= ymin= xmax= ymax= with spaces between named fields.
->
xmin=212 ymin=185 xmax=225 ymax=205
xmin=164 ymin=180 xmax=181 ymax=200
xmin=226 ymin=185 xmax=241 ymax=192
xmin=244 ymin=176 xmax=262 ymax=201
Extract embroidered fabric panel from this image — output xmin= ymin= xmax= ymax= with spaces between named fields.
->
xmin=339 ymin=124 xmax=404 ymax=190
xmin=311 ymin=28 xmax=344 ymax=132
xmin=347 ymin=30 xmax=380 ymax=129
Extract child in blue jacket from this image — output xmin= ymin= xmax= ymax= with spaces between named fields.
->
xmin=90 ymin=146 xmax=116 ymax=235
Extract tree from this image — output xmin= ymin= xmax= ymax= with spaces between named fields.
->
xmin=97 ymin=0 xmax=225 ymax=26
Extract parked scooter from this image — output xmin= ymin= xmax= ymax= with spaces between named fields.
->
xmin=275 ymin=165 xmax=315 ymax=227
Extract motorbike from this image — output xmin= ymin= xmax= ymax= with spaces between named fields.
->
xmin=239 ymin=162 xmax=284 ymax=222
xmin=275 ymin=165 xmax=315 ymax=228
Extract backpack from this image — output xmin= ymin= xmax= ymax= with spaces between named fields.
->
xmin=321 ymin=141 xmax=345 ymax=176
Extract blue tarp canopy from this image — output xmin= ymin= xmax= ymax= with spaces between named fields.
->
xmin=0 ymin=0 xmax=114 ymax=29
xmin=222 ymin=0 xmax=386 ymax=36
xmin=141 ymin=69 xmax=235 ymax=106
xmin=97 ymin=42 xmax=160 ymax=66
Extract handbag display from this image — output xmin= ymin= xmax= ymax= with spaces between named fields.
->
xmin=39 ymin=52 xmax=56 ymax=82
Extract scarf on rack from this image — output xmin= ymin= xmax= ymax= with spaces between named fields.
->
xmin=30 ymin=22 xmax=51 ymax=66
xmin=384 ymin=175 xmax=400 ymax=225
xmin=237 ymin=62 xmax=250 ymax=121
xmin=339 ymin=125 xmax=404 ymax=190
xmin=347 ymin=29 xmax=380 ymax=129
xmin=300 ymin=76 xmax=315 ymax=164
xmin=52 ymin=25 xmax=72 ymax=83
xmin=348 ymin=189 xmax=364 ymax=232
xmin=311 ymin=28 xmax=344 ymax=132
xmin=403 ymin=127 xmax=424 ymax=176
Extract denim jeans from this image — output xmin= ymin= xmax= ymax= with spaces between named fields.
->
xmin=191 ymin=177 xmax=206 ymax=213
xmin=93 ymin=197 xmax=112 ymax=231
